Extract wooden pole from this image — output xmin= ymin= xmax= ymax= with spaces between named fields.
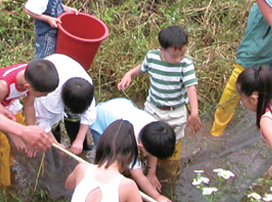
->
xmin=52 ymin=143 xmax=158 ymax=202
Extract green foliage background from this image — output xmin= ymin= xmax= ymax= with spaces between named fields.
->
xmin=0 ymin=0 xmax=256 ymax=201
xmin=0 ymin=0 xmax=255 ymax=114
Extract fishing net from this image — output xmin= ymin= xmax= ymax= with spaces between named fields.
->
xmin=7 ymin=106 xmax=272 ymax=202
xmin=157 ymin=109 xmax=272 ymax=202
xmin=10 ymin=129 xmax=96 ymax=201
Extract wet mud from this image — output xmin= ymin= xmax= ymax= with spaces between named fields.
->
xmin=157 ymin=111 xmax=272 ymax=202
xmin=5 ymin=110 xmax=272 ymax=202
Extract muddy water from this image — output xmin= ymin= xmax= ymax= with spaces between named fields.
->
xmin=81 ymin=108 xmax=271 ymax=202
xmin=7 ymin=106 xmax=272 ymax=202
xmin=156 ymin=111 xmax=272 ymax=202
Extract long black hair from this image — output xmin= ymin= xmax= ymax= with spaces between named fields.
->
xmin=236 ymin=66 xmax=272 ymax=128
xmin=94 ymin=120 xmax=138 ymax=172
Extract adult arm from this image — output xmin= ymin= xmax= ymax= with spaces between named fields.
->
xmin=257 ymin=0 xmax=272 ymax=28
xmin=118 ymin=64 xmax=141 ymax=91
xmin=186 ymin=85 xmax=202 ymax=133
xmin=130 ymin=168 xmax=172 ymax=202
xmin=0 ymin=114 xmax=52 ymax=151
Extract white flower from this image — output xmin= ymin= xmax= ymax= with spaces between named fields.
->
xmin=194 ymin=170 xmax=204 ymax=173
xmin=218 ymin=170 xmax=235 ymax=180
xmin=200 ymin=177 xmax=210 ymax=184
xmin=263 ymin=194 xmax=272 ymax=201
xmin=202 ymin=187 xmax=218 ymax=195
xmin=248 ymin=193 xmax=262 ymax=200
xmin=270 ymin=186 xmax=272 ymax=192
xmin=192 ymin=177 xmax=210 ymax=186
xmin=213 ymin=168 xmax=224 ymax=173
xmin=192 ymin=178 xmax=201 ymax=186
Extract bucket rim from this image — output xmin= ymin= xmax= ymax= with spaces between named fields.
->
xmin=57 ymin=12 xmax=109 ymax=42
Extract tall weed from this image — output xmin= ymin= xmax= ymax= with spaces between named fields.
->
xmin=0 ymin=0 xmax=255 ymax=112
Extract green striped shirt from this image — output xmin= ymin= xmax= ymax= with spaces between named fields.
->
xmin=140 ymin=49 xmax=198 ymax=107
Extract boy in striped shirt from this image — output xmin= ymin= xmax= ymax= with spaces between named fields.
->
xmin=118 ymin=25 xmax=201 ymax=162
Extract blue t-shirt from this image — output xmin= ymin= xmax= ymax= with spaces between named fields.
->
xmin=265 ymin=0 xmax=272 ymax=7
xmin=90 ymin=98 xmax=156 ymax=139
xmin=89 ymin=102 xmax=119 ymax=136
xmin=89 ymin=98 xmax=157 ymax=169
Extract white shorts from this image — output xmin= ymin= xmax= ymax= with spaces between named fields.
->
xmin=144 ymin=100 xmax=187 ymax=141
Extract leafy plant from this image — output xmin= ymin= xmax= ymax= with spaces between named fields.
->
xmin=246 ymin=175 xmax=272 ymax=202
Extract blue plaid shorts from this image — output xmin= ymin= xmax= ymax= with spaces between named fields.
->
xmin=35 ymin=29 xmax=57 ymax=59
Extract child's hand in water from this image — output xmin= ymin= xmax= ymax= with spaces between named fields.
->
xmin=147 ymin=173 xmax=162 ymax=192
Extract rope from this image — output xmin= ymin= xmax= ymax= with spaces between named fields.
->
xmin=199 ymin=94 xmax=239 ymax=118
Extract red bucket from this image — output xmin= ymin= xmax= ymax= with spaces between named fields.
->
xmin=56 ymin=12 xmax=109 ymax=70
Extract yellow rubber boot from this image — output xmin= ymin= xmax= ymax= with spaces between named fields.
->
xmin=0 ymin=111 xmax=25 ymax=186
xmin=167 ymin=139 xmax=182 ymax=161
xmin=158 ymin=139 xmax=182 ymax=175
xmin=210 ymin=64 xmax=245 ymax=137
xmin=0 ymin=133 xmax=12 ymax=186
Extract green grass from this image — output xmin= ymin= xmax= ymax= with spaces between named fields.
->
xmin=0 ymin=0 xmax=254 ymax=112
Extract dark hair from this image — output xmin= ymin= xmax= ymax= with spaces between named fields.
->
xmin=25 ymin=59 xmax=59 ymax=92
xmin=236 ymin=66 xmax=272 ymax=128
xmin=138 ymin=121 xmax=176 ymax=159
xmin=94 ymin=120 xmax=138 ymax=172
xmin=61 ymin=77 xmax=94 ymax=114
xmin=158 ymin=25 xmax=188 ymax=50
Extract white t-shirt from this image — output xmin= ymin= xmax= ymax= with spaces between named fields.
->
xmin=34 ymin=54 xmax=96 ymax=133
xmin=24 ymin=0 xmax=50 ymax=15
